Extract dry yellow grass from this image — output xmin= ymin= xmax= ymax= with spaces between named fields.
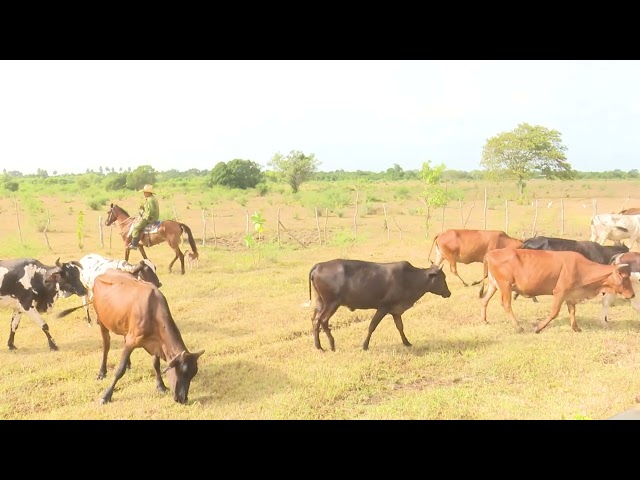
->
xmin=1 ymin=178 xmax=640 ymax=419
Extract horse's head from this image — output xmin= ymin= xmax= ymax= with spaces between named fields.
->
xmin=105 ymin=203 xmax=117 ymax=226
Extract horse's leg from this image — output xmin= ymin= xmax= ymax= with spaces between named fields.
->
xmin=138 ymin=245 xmax=148 ymax=260
xmin=167 ymin=244 xmax=184 ymax=274
xmin=124 ymin=247 xmax=130 ymax=262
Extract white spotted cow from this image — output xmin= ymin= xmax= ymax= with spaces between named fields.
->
xmin=0 ymin=258 xmax=87 ymax=350
xmin=78 ymin=254 xmax=161 ymax=324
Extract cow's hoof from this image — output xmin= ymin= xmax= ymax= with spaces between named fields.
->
xmin=8 ymin=345 xmax=16 ymax=351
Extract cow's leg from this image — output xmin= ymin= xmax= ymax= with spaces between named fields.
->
xmin=100 ymin=344 xmax=135 ymax=404
xmin=566 ymin=301 xmax=581 ymax=332
xmin=96 ymin=322 xmax=111 ymax=380
xmin=391 ymin=313 xmax=412 ymax=348
xmin=362 ymin=308 xmax=389 ymax=351
xmin=479 ymin=282 xmax=498 ymax=324
xmin=313 ymin=302 xmax=339 ymax=351
xmin=311 ymin=299 xmax=324 ymax=349
xmin=497 ymin=283 xmax=524 ymax=332
xmin=534 ymin=295 xmax=564 ymax=333
xmin=601 ymin=293 xmax=614 ymax=327
xmin=8 ymin=310 xmax=21 ymax=350
xmin=448 ymin=260 xmax=469 ymax=287
xmin=25 ymin=308 xmax=58 ymax=351
xmin=153 ymin=355 xmax=169 ymax=394
xmin=82 ymin=294 xmax=92 ymax=325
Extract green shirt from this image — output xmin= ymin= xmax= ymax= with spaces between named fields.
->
xmin=141 ymin=194 xmax=159 ymax=222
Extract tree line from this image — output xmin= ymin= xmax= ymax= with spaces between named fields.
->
xmin=4 ymin=122 xmax=640 ymax=195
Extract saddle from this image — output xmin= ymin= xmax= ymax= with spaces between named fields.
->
xmin=127 ymin=221 xmax=162 ymax=238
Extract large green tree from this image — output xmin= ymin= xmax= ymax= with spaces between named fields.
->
xmin=268 ymin=150 xmax=320 ymax=193
xmin=208 ymin=159 xmax=264 ymax=189
xmin=126 ymin=165 xmax=157 ymax=191
xmin=480 ymin=122 xmax=574 ymax=197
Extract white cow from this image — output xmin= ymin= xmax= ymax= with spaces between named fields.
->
xmin=78 ymin=254 xmax=160 ymax=324
xmin=590 ymin=213 xmax=640 ymax=249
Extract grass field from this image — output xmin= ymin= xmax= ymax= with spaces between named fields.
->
xmin=1 ymin=178 xmax=640 ymax=419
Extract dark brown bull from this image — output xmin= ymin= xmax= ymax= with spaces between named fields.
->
xmin=90 ymin=269 xmax=204 ymax=404
xmin=307 ymin=259 xmax=451 ymax=351
xmin=478 ymin=248 xmax=634 ymax=333
xmin=428 ymin=229 xmax=523 ymax=286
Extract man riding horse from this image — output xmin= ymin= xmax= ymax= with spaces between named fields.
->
xmin=129 ymin=184 xmax=160 ymax=250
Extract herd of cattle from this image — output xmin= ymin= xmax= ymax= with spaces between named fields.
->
xmin=1 ymin=206 xmax=640 ymax=406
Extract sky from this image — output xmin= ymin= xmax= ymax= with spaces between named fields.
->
xmin=1 ymin=60 xmax=639 ymax=176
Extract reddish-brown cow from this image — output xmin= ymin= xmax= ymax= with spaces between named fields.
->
xmin=478 ymin=248 xmax=634 ymax=333
xmin=619 ymin=208 xmax=640 ymax=215
xmin=428 ymin=229 xmax=523 ymax=286
xmin=91 ymin=269 xmax=204 ymax=404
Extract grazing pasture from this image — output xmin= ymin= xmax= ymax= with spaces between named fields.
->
xmin=1 ymin=178 xmax=640 ymax=419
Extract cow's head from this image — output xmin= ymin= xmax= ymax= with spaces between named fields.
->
xmin=48 ymin=258 xmax=88 ymax=299
xmin=163 ymin=349 xmax=205 ymax=404
xmin=611 ymin=263 xmax=635 ymax=299
xmin=131 ymin=259 xmax=162 ymax=288
xmin=426 ymin=264 xmax=452 ymax=298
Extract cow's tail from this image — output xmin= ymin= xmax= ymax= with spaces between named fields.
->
xmin=478 ymin=255 xmax=489 ymax=298
xmin=57 ymin=302 xmax=92 ymax=318
xmin=302 ymin=264 xmax=316 ymax=308
xmin=180 ymin=223 xmax=199 ymax=259
xmin=427 ymin=234 xmax=439 ymax=264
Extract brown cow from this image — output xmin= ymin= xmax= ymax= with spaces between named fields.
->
xmin=306 ymin=259 xmax=451 ymax=351
xmin=428 ymin=229 xmax=523 ymax=286
xmin=601 ymin=252 xmax=640 ymax=324
xmin=90 ymin=269 xmax=204 ymax=404
xmin=478 ymin=248 xmax=634 ymax=333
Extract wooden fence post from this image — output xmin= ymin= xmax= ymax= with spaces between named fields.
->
xmin=315 ymin=207 xmax=322 ymax=245
xmin=324 ymin=208 xmax=328 ymax=244
xmin=201 ymin=209 xmax=207 ymax=246
xmin=13 ymin=197 xmax=23 ymax=244
xmin=459 ymin=199 xmax=463 ymax=227
xmin=211 ymin=208 xmax=217 ymax=249
xmin=560 ymin=198 xmax=565 ymax=235
xmin=353 ymin=190 xmax=359 ymax=239
xmin=98 ymin=215 xmax=104 ymax=248
xmin=483 ymin=188 xmax=487 ymax=230
xmin=441 ymin=204 xmax=445 ymax=232
xmin=277 ymin=208 xmax=281 ymax=248
xmin=532 ymin=199 xmax=539 ymax=237
xmin=505 ymin=200 xmax=509 ymax=234
xmin=44 ymin=211 xmax=52 ymax=251
xmin=383 ymin=203 xmax=390 ymax=241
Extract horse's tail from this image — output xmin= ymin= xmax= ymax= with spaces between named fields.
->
xmin=179 ymin=223 xmax=199 ymax=259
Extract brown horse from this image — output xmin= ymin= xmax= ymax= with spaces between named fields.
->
xmin=105 ymin=203 xmax=199 ymax=275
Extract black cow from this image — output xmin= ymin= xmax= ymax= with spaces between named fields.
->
xmin=306 ymin=259 xmax=451 ymax=351
xmin=0 ymin=258 xmax=87 ymax=350
xmin=521 ymin=236 xmax=629 ymax=264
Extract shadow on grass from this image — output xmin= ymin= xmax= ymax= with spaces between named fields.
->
xmin=378 ymin=337 xmax=498 ymax=356
xmin=194 ymin=360 xmax=293 ymax=405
